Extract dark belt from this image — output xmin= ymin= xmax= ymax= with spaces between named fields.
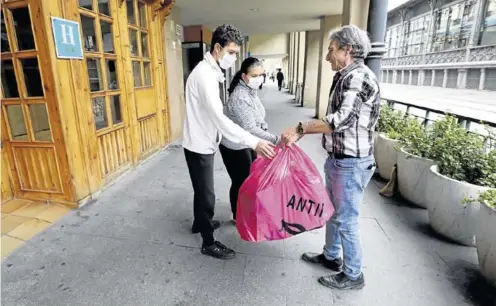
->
xmin=328 ymin=152 xmax=356 ymax=159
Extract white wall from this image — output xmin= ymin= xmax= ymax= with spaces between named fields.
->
xmin=248 ymin=33 xmax=288 ymax=57
xmin=164 ymin=9 xmax=186 ymax=141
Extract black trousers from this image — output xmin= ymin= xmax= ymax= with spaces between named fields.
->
xmin=219 ymin=145 xmax=257 ymax=219
xmin=277 ymin=80 xmax=283 ymax=90
xmin=184 ymin=148 xmax=216 ymax=246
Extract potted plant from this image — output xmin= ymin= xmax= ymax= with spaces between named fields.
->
xmin=476 ymin=189 xmax=496 ymax=287
xmin=375 ymin=104 xmax=404 ymax=181
xmin=425 ymin=116 xmax=496 ymax=246
xmin=396 ymin=116 xmax=436 ymax=208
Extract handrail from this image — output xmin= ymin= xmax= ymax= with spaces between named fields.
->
xmin=382 ymin=98 xmax=496 ymax=150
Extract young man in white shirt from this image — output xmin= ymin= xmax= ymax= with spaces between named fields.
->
xmin=182 ymin=24 xmax=276 ymax=260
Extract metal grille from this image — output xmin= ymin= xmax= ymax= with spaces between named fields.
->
xmin=466 ymin=68 xmax=481 ymax=90
xmin=484 ymin=68 xmax=496 ymax=91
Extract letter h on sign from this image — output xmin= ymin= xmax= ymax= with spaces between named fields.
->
xmin=51 ymin=17 xmax=84 ymax=59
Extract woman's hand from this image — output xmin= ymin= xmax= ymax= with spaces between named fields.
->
xmin=255 ymin=139 xmax=276 ymax=158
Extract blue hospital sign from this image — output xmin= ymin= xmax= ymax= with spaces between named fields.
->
xmin=51 ymin=17 xmax=83 ymax=59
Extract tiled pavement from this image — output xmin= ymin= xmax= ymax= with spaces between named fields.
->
xmin=1 ymin=199 xmax=71 ymax=258
xmin=2 ymin=82 xmax=495 ymax=305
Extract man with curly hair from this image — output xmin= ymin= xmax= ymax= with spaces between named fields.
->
xmin=182 ymin=24 xmax=276 ymax=260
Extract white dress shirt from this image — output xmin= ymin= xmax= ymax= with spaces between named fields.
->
xmin=182 ymin=52 xmax=259 ymax=154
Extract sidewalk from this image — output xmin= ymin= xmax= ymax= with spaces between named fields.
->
xmin=380 ymin=83 xmax=496 ymax=125
xmin=2 ymin=82 xmax=494 ymax=306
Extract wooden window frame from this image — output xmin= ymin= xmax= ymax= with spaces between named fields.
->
xmin=127 ymin=0 xmax=152 ymax=89
xmin=1 ymin=3 xmax=53 ymax=143
xmin=79 ymin=0 xmax=124 ymax=136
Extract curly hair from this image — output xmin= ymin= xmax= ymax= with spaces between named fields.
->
xmin=211 ymin=24 xmax=243 ymax=49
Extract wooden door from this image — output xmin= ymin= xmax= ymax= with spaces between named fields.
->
xmin=77 ymin=0 xmax=132 ymax=180
xmin=1 ymin=1 xmax=74 ymax=203
xmin=125 ymin=0 xmax=160 ymax=156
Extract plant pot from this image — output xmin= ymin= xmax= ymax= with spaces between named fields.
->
xmin=375 ymin=133 xmax=399 ymax=181
xmin=476 ymin=199 xmax=496 ymax=287
xmin=397 ymin=148 xmax=436 ymax=209
xmin=425 ymin=165 xmax=488 ymax=246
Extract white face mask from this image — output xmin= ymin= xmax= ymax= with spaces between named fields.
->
xmin=246 ymin=76 xmax=263 ymax=89
xmin=219 ymin=52 xmax=237 ymax=69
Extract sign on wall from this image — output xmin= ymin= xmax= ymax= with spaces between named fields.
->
xmin=51 ymin=17 xmax=84 ymax=59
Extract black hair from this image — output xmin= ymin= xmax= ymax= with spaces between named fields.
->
xmin=228 ymin=57 xmax=262 ymax=95
xmin=210 ymin=24 xmax=243 ymax=51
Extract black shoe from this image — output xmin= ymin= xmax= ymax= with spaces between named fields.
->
xmin=191 ymin=220 xmax=220 ymax=234
xmin=318 ymin=272 xmax=365 ymax=290
xmin=201 ymin=241 xmax=235 ymax=260
xmin=301 ymin=252 xmax=342 ymax=272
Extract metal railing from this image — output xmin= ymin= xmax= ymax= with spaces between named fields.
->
xmin=383 ymin=98 xmax=496 ymax=150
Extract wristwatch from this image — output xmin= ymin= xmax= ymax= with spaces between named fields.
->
xmin=296 ymin=122 xmax=305 ymax=138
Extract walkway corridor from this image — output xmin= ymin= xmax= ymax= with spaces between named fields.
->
xmin=1 ymin=83 xmax=494 ymax=306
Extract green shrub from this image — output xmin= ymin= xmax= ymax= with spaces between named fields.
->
xmin=376 ymin=104 xmax=405 ymax=140
xmin=429 ymin=115 xmax=495 ymax=188
xmin=479 ymin=189 xmax=496 ymax=208
xmin=398 ymin=116 xmax=433 ymax=158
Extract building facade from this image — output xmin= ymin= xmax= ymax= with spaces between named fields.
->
xmin=1 ymin=0 xmax=176 ymax=207
xmin=381 ymin=0 xmax=496 ymax=91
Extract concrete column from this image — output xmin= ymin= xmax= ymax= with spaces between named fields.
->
xmin=431 ymin=70 xmax=436 ymax=86
xmin=457 ymin=68 xmax=467 ymax=89
xmin=288 ymin=33 xmax=292 ymax=90
xmin=393 ymin=70 xmax=398 ymax=83
xmin=296 ymin=32 xmax=306 ymax=104
xmin=401 ymin=70 xmax=405 ymax=84
xmin=291 ymin=32 xmax=298 ymax=94
xmin=419 ymin=69 xmax=424 ymax=85
xmin=293 ymin=32 xmax=301 ymax=95
xmin=342 ymin=0 xmax=370 ymax=29
xmin=409 ymin=70 xmax=413 ymax=85
xmin=479 ymin=68 xmax=486 ymax=90
xmin=315 ymin=15 xmax=342 ymax=119
xmin=302 ymin=30 xmax=321 ymax=108
xmin=442 ymin=69 xmax=448 ymax=88
xmin=365 ymin=0 xmax=388 ymax=78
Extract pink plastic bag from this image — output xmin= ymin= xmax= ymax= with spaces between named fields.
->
xmin=236 ymin=145 xmax=334 ymax=242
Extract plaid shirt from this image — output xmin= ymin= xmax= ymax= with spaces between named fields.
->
xmin=322 ymin=60 xmax=380 ymax=158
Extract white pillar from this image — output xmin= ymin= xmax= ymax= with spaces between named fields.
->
xmin=479 ymin=68 xmax=486 ymax=90
xmin=431 ymin=70 xmax=436 ymax=86
xmin=409 ymin=70 xmax=413 ymax=85
xmin=303 ymin=30 xmax=321 ymax=108
xmin=316 ymin=15 xmax=342 ymax=119
xmin=443 ymin=69 xmax=448 ymax=88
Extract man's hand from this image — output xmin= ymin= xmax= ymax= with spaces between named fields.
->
xmin=281 ymin=126 xmax=301 ymax=146
xmin=255 ymin=139 xmax=276 ymax=159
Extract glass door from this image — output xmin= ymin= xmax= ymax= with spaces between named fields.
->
xmin=1 ymin=1 xmax=73 ymax=202
xmin=78 ymin=0 xmax=131 ymax=178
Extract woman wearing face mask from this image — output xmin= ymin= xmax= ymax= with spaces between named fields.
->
xmin=220 ymin=57 xmax=279 ymax=222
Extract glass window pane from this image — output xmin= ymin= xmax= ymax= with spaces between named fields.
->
xmin=20 ymin=58 xmax=43 ymax=97
xmin=5 ymin=105 xmax=28 ymax=140
xmin=1 ymin=60 xmax=19 ymax=98
xmin=81 ymin=15 xmax=98 ymax=52
xmin=141 ymin=32 xmax=149 ymax=57
xmin=29 ymin=104 xmax=51 ymax=141
xmin=143 ymin=62 xmax=151 ymax=86
xmin=138 ymin=1 xmax=146 ymax=28
xmin=86 ymin=58 xmax=103 ymax=92
xmin=132 ymin=61 xmax=142 ymax=87
xmin=129 ymin=29 xmax=138 ymax=56
xmin=106 ymin=60 xmax=118 ymax=90
xmin=110 ymin=95 xmax=122 ymax=125
xmin=101 ymin=21 xmax=114 ymax=53
xmin=11 ymin=7 xmax=35 ymax=51
xmin=98 ymin=0 xmax=111 ymax=16
xmin=92 ymin=96 xmax=108 ymax=130
xmin=79 ymin=0 xmax=93 ymax=10
xmin=126 ymin=0 xmax=136 ymax=25
xmin=1 ymin=11 xmax=10 ymax=52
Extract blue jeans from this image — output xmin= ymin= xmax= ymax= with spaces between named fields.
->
xmin=323 ymin=155 xmax=376 ymax=280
